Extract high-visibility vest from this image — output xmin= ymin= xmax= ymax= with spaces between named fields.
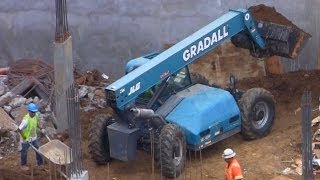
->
xmin=22 ymin=114 xmax=38 ymax=141
xmin=225 ymin=158 xmax=243 ymax=180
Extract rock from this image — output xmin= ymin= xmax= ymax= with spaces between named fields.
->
xmin=3 ymin=106 xmax=11 ymax=113
xmin=0 ymin=156 xmax=2 ymax=160
xmin=79 ymin=85 xmax=89 ymax=98
xmin=39 ymin=113 xmax=51 ymax=122
xmin=314 ymin=149 xmax=320 ymax=158
xmin=37 ymin=99 xmax=48 ymax=112
xmin=9 ymin=96 xmax=26 ymax=108
xmin=88 ymin=92 xmax=95 ymax=101
xmin=33 ymin=96 xmax=40 ymax=105
xmin=45 ymin=105 xmax=51 ymax=112
xmin=45 ymin=127 xmax=57 ymax=138
xmin=295 ymin=166 xmax=302 ymax=175
xmin=94 ymin=89 xmax=105 ymax=98
xmin=313 ymin=158 xmax=320 ymax=166
xmin=291 ymin=164 xmax=297 ymax=168
xmin=0 ymin=86 xmax=6 ymax=96
xmin=25 ymin=97 xmax=33 ymax=104
xmin=0 ymin=108 xmax=18 ymax=131
xmin=92 ymin=98 xmax=106 ymax=108
xmin=9 ymin=131 xmax=18 ymax=142
xmin=81 ymin=106 xmax=96 ymax=112
xmin=88 ymin=86 xmax=96 ymax=93
xmin=282 ymin=167 xmax=292 ymax=175
xmin=312 ymin=116 xmax=320 ymax=126
xmin=0 ymin=75 xmax=8 ymax=86
xmin=0 ymin=92 xmax=14 ymax=107
xmin=10 ymin=105 xmax=27 ymax=125
xmin=295 ymin=158 xmax=302 ymax=167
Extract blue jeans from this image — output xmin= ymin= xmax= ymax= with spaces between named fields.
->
xmin=21 ymin=139 xmax=44 ymax=166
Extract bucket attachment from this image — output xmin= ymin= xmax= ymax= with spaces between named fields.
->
xmin=231 ymin=20 xmax=311 ymax=59
xmin=232 ymin=4 xmax=311 ymax=59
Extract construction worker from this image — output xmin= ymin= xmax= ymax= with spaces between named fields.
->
xmin=223 ymin=148 xmax=243 ymax=180
xmin=18 ymin=103 xmax=45 ymax=171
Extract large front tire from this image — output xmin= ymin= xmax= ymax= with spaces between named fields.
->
xmin=239 ymin=88 xmax=275 ymax=140
xmin=88 ymin=114 xmax=114 ymax=164
xmin=157 ymin=124 xmax=186 ymax=178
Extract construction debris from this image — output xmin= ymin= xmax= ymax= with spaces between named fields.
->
xmin=0 ymin=59 xmax=109 ymax=158
xmin=313 ymin=116 xmax=320 ymax=126
xmin=0 ymin=92 xmax=14 ymax=107
xmin=0 ymin=108 xmax=18 ymax=131
xmin=7 ymin=59 xmax=54 ymax=100
xmin=79 ymin=86 xmax=106 ymax=111
xmin=282 ymin=167 xmax=293 ymax=175
xmin=79 ymin=85 xmax=90 ymax=98
xmin=75 ymin=69 xmax=109 ymax=87
xmin=9 ymin=96 xmax=26 ymax=108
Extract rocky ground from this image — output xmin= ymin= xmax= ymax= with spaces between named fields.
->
xmin=0 ymin=69 xmax=319 ymax=180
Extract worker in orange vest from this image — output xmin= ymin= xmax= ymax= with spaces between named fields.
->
xmin=223 ymin=148 xmax=243 ymax=180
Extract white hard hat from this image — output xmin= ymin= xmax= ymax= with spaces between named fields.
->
xmin=222 ymin=148 xmax=236 ymax=159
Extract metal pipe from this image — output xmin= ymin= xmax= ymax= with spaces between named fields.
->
xmin=130 ymin=107 xmax=166 ymax=125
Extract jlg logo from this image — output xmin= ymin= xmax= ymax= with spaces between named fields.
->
xmin=128 ymin=82 xmax=141 ymax=96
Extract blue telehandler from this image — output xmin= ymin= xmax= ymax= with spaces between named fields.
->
xmin=88 ymin=7 xmax=310 ymax=178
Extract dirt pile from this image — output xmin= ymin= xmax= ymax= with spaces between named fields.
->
xmin=76 ymin=69 xmax=109 ymax=87
xmin=249 ymin=4 xmax=297 ymax=28
xmin=237 ymin=70 xmax=320 ymax=106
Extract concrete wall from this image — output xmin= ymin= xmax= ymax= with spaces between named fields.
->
xmin=0 ymin=0 xmax=318 ymax=79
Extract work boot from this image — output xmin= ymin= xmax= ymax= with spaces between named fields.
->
xmin=21 ymin=165 xmax=30 ymax=171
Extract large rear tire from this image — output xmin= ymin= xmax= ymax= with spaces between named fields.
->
xmin=157 ymin=124 xmax=186 ymax=178
xmin=88 ymin=114 xmax=114 ymax=164
xmin=239 ymin=88 xmax=275 ymax=140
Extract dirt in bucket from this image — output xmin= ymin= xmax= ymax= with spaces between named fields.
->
xmin=249 ymin=4 xmax=298 ymax=28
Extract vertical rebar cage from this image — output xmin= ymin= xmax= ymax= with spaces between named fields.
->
xmin=55 ymin=0 xmax=69 ymax=43
xmin=67 ymin=83 xmax=83 ymax=178
xmin=301 ymin=91 xmax=314 ymax=180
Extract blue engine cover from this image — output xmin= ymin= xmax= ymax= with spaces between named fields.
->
xmin=156 ymin=84 xmax=241 ymax=150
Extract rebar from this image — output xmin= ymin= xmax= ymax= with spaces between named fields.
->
xmin=107 ymin=163 xmax=110 ymax=180
xmin=49 ymin=159 xmax=52 ymax=180
xmin=301 ymin=91 xmax=314 ymax=180
xmin=150 ymin=128 xmax=155 ymax=180
xmin=200 ymin=149 xmax=203 ymax=180
xmin=194 ymin=151 xmax=197 ymax=180
xmin=67 ymin=83 xmax=83 ymax=178
xmin=160 ymin=136 xmax=163 ymax=180
xmin=189 ymin=150 xmax=192 ymax=180
xmin=55 ymin=0 xmax=69 ymax=43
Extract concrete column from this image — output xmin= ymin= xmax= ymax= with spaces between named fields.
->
xmin=54 ymin=36 xmax=74 ymax=133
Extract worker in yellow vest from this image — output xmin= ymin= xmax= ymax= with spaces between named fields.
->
xmin=18 ymin=103 xmax=45 ymax=171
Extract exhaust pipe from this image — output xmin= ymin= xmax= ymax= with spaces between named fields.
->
xmin=130 ymin=108 xmax=166 ymax=126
